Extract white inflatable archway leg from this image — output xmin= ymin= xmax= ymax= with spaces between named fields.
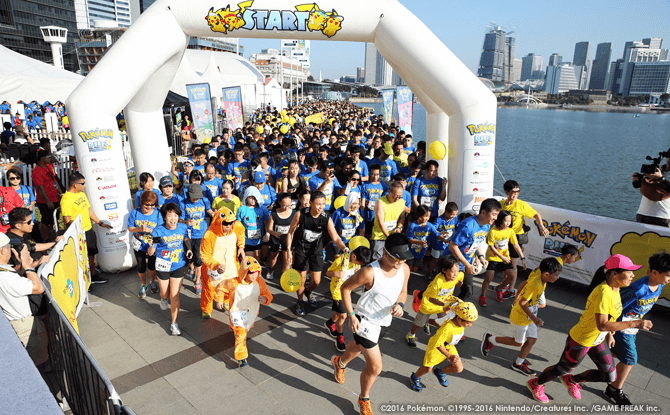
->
xmin=66 ymin=0 xmax=495 ymax=272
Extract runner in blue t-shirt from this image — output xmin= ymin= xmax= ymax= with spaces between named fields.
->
xmin=202 ymin=163 xmax=222 ymax=204
xmin=135 ymin=172 xmax=166 ymax=208
xmin=128 ymin=190 xmax=164 ymax=299
xmin=369 ymin=151 xmax=397 ymax=184
xmin=226 ymin=145 xmax=251 ymax=191
xmin=159 ymin=176 xmax=183 ymax=206
xmin=360 ymin=164 xmax=388 ymax=234
xmin=411 ymin=160 xmax=446 ymax=220
xmin=331 ymin=192 xmax=365 ymax=257
xmin=180 ymin=184 xmax=213 ymax=295
xmin=308 ymin=159 xmax=340 ymax=211
xmin=237 ymin=186 xmax=270 ymax=260
xmin=252 ymin=171 xmax=277 ymax=210
xmin=406 ymin=205 xmax=439 ymax=273
xmin=429 ymin=202 xmax=459 ymax=267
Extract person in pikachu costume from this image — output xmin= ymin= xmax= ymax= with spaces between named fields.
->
xmin=216 ymin=256 xmax=273 ymax=367
xmin=199 ymin=207 xmax=245 ymax=318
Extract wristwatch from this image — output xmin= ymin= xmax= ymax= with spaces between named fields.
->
xmin=25 ymin=268 xmax=37 ymax=273
xmin=396 ymin=302 xmax=405 ymax=308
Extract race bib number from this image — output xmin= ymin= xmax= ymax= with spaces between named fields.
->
xmin=304 ymin=229 xmax=320 ymax=242
xmin=420 ymin=196 xmax=434 ymax=208
xmin=437 ymin=288 xmax=454 ymax=297
xmin=621 ymin=315 xmax=640 ymax=335
xmin=528 ymin=304 xmax=539 ymax=320
xmin=341 ymin=228 xmax=356 ymax=239
xmin=367 ymin=199 xmax=376 ymax=210
xmin=155 ymin=257 xmax=172 ymax=272
xmin=593 ymin=331 xmax=608 ymax=346
xmin=248 ymin=228 xmax=261 ymax=240
xmin=230 ymin=310 xmax=248 ymax=328
xmin=275 ymin=225 xmax=290 ymax=234
xmin=342 ymin=267 xmax=356 ymax=283
xmin=384 ymin=220 xmax=397 ymax=232
xmin=494 ymin=240 xmax=508 ymax=251
xmin=208 ymin=268 xmax=224 ymax=281
xmin=357 ymin=317 xmax=382 ymax=343
xmin=411 ymin=244 xmax=423 ymax=251
xmin=131 ymin=236 xmax=142 ymax=251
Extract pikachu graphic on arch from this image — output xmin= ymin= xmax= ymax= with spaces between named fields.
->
xmin=206 ymin=0 xmax=253 ymax=34
xmin=295 ymin=3 xmax=344 ymax=38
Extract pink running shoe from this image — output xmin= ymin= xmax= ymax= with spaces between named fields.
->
xmin=527 ymin=378 xmax=549 ymax=403
xmin=560 ymin=375 xmax=582 ymax=400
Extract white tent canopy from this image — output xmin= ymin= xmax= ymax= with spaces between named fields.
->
xmin=0 ymin=45 xmax=83 ymax=104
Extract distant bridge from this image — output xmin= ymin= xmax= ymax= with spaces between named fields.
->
xmin=516 ymin=94 xmax=544 ymax=104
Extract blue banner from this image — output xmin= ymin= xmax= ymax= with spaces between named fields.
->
xmin=186 ymin=83 xmax=214 ymax=143
xmin=381 ymin=89 xmax=395 ymax=125
xmin=396 ymin=86 xmax=413 ymax=135
xmin=222 ymin=86 xmax=244 ymax=132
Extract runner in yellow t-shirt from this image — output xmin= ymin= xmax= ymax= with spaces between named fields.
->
xmin=526 ymin=254 xmax=653 ymax=404
xmin=479 ymin=211 xmax=526 ymax=306
xmin=371 ymin=182 xmax=406 ymax=260
xmin=212 ymin=180 xmax=241 ymax=214
xmin=408 ymin=300 xmax=478 ymax=391
xmin=405 ymin=256 xmax=462 ymax=348
xmin=480 ymin=258 xmax=562 ymax=376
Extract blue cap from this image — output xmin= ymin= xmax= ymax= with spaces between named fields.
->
xmin=254 ymin=171 xmax=266 ymax=183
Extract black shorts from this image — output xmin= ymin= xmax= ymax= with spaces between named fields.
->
xmin=270 ymin=234 xmax=288 ymax=252
xmin=134 ymin=250 xmax=156 ymax=273
xmin=510 ymin=240 xmax=524 ymax=259
xmin=486 ymin=261 xmax=514 ymax=272
xmin=189 ymin=238 xmax=202 ymax=266
xmin=245 ymin=243 xmax=262 ymax=252
xmin=85 ymin=229 xmax=99 ymax=256
xmin=365 ymin=220 xmax=375 ymax=236
xmin=352 ymin=315 xmax=388 ymax=349
xmin=156 ymin=265 xmax=188 ymax=281
xmin=36 ymin=202 xmax=57 ymax=226
xmin=294 ymin=245 xmax=324 ymax=272
xmin=332 ymin=299 xmax=347 ymax=314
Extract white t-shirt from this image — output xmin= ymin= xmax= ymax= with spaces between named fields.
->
xmin=637 ymin=170 xmax=670 ymax=219
xmin=0 ymin=265 xmax=33 ymax=321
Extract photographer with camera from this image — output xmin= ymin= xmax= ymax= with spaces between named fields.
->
xmin=7 ymin=208 xmax=62 ymax=271
xmin=632 ymin=151 xmax=670 ymax=227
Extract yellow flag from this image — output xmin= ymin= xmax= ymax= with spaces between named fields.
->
xmin=305 ymin=112 xmax=324 ymax=125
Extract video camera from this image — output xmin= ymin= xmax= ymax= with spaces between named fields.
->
xmin=633 ymin=149 xmax=670 ymax=189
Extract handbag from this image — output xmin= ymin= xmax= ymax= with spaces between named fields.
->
xmin=517 ymin=224 xmax=531 ymax=245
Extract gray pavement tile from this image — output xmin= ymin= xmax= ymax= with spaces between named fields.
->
xmin=644 ymin=362 xmax=670 ymax=398
xmin=143 ymin=398 xmax=199 ymax=415
xmin=120 ymin=377 xmax=185 ymax=415
xmin=95 ymin=348 xmax=149 ymax=380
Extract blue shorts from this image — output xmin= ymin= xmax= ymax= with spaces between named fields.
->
xmin=611 ymin=331 xmax=637 ymax=366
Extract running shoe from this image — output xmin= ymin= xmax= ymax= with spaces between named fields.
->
xmin=412 ymin=290 xmax=422 ymax=313
xmin=423 ymin=323 xmax=431 ymax=335
xmin=266 ymin=269 xmax=274 ymax=280
xmin=358 ymin=397 xmax=372 ymax=415
xmin=195 ymin=283 xmax=202 ymax=295
xmin=238 ymin=359 xmax=249 ymax=368
xmin=433 ymin=367 xmax=449 ymax=387
xmin=481 ymin=333 xmax=493 ymax=357
xmin=405 ymin=333 xmax=417 ymax=348
xmin=603 ymin=385 xmax=632 ymax=406
xmin=307 ymin=291 xmax=317 ymax=308
xmin=511 ymin=361 xmax=536 ymax=376
xmin=332 ymin=355 xmax=346 ymax=384
xmin=160 ymin=298 xmax=169 ymax=310
xmin=295 ymin=301 xmax=306 ymax=317
xmin=170 ymin=322 xmax=181 ymax=336
xmin=479 ymin=295 xmax=487 ymax=307
xmin=202 ymin=312 xmax=211 ymax=319
xmin=90 ymin=274 xmax=108 ymax=284
xmin=496 ymin=289 xmax=504 ymax=303
xmin=187 ymin=269 xmax=195 ymax=281
xmin=150 ymin=280 xmax=158 ymax=293
xmin=325 ymin=319 xmax=338 ymax=337
xmin=336 ymin=335 xmax=346 ymax=352
xmin=138 ymin=285 xmax=147 ymax=299
xmin=560 ymin=375 xmax=582 ymax=400
xmin=502 ymin=289 xmax=515 ymax=300
xmin=527 ymin=378 xmax=549 ymax=403
xmin=409 ymin=373 xmax=423 ymax=392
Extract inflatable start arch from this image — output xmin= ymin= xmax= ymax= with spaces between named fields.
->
xmin=66 ymin=0 xmax=496 ymax=272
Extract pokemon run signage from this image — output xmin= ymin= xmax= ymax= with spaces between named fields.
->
xmin=206 ymin=1 xmax=344 ymax=37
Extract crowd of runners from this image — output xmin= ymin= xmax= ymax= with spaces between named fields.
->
xmin=120 ymin=100 xmax=670 ymax=415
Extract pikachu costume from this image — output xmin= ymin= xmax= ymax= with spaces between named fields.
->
xmin=216 ymin=257 xmax=273 ymax=363
xmin=200 ymin=207 xmax=245 ymax=317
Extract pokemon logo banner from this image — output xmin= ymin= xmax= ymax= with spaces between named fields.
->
xmin=206 ymin=1 xmax=344 ymax=37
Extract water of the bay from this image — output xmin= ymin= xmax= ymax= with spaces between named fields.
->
xmin=355 ymin=101 xmax=670 ymax=221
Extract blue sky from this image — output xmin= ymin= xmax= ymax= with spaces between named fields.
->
xmin=240 ymin=0 xmax=670 ymax=80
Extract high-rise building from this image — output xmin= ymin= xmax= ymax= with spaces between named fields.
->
xmin=139 ymin=0 xmax=157 ymax=13
xmin=477 ymin=27 xmax=506 ymax=82
xmin=628 ymin=61 xmax=670 ymax=96
xmin=503 ymin=36 xmax=515 ymax=83
xmin=606 ymin=59 xmax=625 ymax=93
xmin=619 ymin=40 xmax=669 ymax=95
xmin=512 ymin=58 xmax=522 ymax=82
xmin=357 ymin=67 xmax=365 ymax=83
xmin=521 ymin=53 xmax=544 ymax=81
xmin=643 ymin=37 xmax=663 ymax=49
xmin=545 ymin=64 xmax=586 ymax=94
xmin=572 ymin=41 xmax=590 ymax=89
xmin=376 ymin=50 xmax=393 ymax=86
xmin=589 ymin=43 xmax=612 ymax=90
xmin=548 ymin=53 xmax=562 ymax=67
xmin=0 ymin=0 xmax=79 ymax=72
xmin=74 ymin=0 xmax=132 ymax=29
xmin=364 ymin=43 xmax=377 ymax=84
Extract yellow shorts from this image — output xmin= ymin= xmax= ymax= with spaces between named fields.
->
xmin=423 ymin=344 xmax=458 ymax=368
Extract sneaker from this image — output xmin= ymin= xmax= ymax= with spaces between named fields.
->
xmin=138 ymin=285 xmax=147 ymax=299
xmin=502 ymin=289 xmax=515 ymax=300
xmin=527 ymin=378 xmax=549 ymax=403
xmin=433 ymin=367 xmax=449 ymax=387
xmin=238 ymin=359 xmax=249 ymax=368
xmin=150 ymin=280 xmax=159 ymax=293
xmin=295 ymin=301 xmax=306 ymax=317
xmin=511 ymin=361 xmax=536 ymax=376
xmin=496 ymin=288 xmax=504 ymax=303
xmin=332 ymin=355 xmax=346 ymax=384
xmin=266 ymin=269 xmax=274 ymax=280
xmin=307 ymin=291 xmax=317 ymax=308
xmin=202 ymin=312 xmax=211 ymax=319
xmin=358 ymin=397 xmax=372 ymax=415
xmin=194 ymin=283 xmax=202 ymax=295
xmin=412 ymin=290 xmax=421 ymax=313
xmin=325 ymin=320 xmax=338 ymax=337
xmin=603 ymin=385 xmax=632 ymax=406
xmin=90 ymin=274 xmax=108 ymax=284
xmin=481 ymin=333 xmax=493 ymax=357
xmin=335 ymin=335 xmax=346 ymax=352
xmin=406 ymin=333 xmax=417 ymax=348
xmin=560 ymin=375 xmax=582 ymax=400
xmin=409 ymin=373 xmax=423 ymax=392
xmin=423 ymin=323 xmax=431 ymax=335
xmin=187 ymin=269 xmax=195 ymax=281
xmin=170 ymin=322 xmax=181 ymax=336
xmin=160 ymin=298 xmax=169 ymax=310
xmin=479 ymin=295 xmax=487 ymax=307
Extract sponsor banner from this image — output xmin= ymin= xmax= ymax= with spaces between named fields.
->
xmin=396 ymin=86 xmax=413 ymax=135
xmin=222 ymin=86 xmax=244 ymax=131
xmin=525 ymin=203 xmax=670 ymax=299
xmin=381 ymin=89 xmax=395 ymax=125
xmin=186 ymin=83 xmax=215 ymax=142
xmin=78 ymin=128 xmax=113 ymax=153
xmin=466 ymin=122 xmax=495 ymax=147
xmin=41 ymin=216 xmax=89 ymax=333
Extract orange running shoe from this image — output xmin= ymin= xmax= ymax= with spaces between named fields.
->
xmin=358 ymin=397 xmax=373 ymax=415
xmin=332 ymin=355 xmax=346 ymax=384
xmin=412 ymin=290 xmax=422 ymax=313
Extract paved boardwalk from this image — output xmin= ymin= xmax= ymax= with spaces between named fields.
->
xmin=79 ymin=267 xmax=670 ymax=415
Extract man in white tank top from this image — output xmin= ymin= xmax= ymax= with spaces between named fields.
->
xmin=332 ymin=233 xmax=412 ymax=415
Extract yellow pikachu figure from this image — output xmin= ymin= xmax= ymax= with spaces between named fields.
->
xmin=322 ymin=12 xmax=343 ymax=37
xmin=206 ymin=7 xmax=228 ymax=33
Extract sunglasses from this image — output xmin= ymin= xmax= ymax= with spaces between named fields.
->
xmin=384 ymin=248 xmax=405 ymax=263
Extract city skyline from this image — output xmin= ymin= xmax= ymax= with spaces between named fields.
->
xmin=239 ymin=0 xmax=670 ymax=81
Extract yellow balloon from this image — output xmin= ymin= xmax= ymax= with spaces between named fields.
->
xmin=280 ymin=269 xmax=302 ymax=293
xmin=281 ymin=109 xmax=287 ymax=117
xmin=256 ymin=126 xmax=264 ymax=134
xmin=329 ymin=118 xmax=335 ymax=126
xmin=288 ymin=116 xmax=296 ymax=127
xmin=333 ymin=195 xmax=347 ymax=210
xmin=282 ymin=116 xmax=289 ymax=124
xmin=280 ymin=125 xmax=289 ymax=134
xmin=429 ymin=141 xmax=447 ymax=160
xmin=349 ymin=236 xmax=370 ymax=251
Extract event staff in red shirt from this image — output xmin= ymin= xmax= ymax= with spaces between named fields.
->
xmin=31 ymin=150 xmax=61 ymax=240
